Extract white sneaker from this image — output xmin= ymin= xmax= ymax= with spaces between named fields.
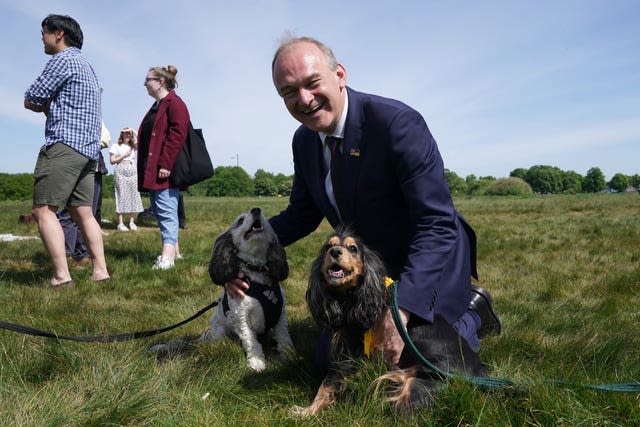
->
xmin=175 ymin=252 xmax=184 ymax=260
xmin=129 ymin=222 xmax=138 ymax=231
xmin=152 ymin=255 xmax=174 ymax=270
xmin=117 ymin=223 xmax=129 ymax=231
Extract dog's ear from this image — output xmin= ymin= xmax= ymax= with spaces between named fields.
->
xmin=209 ymin=231 xmax=240 ymax=286
xmin=307 ymin=251 xmax=344 ymax=330
xmin=267 ymin=240 xmax=289 ymax=282
xmin=345 ymin=243 xmax=388 ymax=330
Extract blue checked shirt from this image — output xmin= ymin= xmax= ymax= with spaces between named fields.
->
xmin=25 ymin=47 xmax=102 ymax=160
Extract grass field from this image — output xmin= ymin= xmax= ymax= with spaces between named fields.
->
xmin=0 ymin=194 xmax=638 ymax=426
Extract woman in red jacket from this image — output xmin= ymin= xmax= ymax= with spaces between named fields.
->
xmin=137 ymin=65 xmax=190 ymax=270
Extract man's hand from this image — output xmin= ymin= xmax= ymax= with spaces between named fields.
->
xmin=371 ymin=307 xmax=410 ymax=366
xmin=24 ymin=98 xmax=50 ymax=115
xmin=225 ymin=271 xmax=249 ymax=299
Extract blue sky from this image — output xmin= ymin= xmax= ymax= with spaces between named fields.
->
xmin=1 ymin=0 xmax=638 ymax=180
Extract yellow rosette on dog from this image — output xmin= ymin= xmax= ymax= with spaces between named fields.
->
xmin=363 ymin=276 xmax=395 ymax=356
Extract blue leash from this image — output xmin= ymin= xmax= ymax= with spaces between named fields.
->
xmin=389 ymin=282 xmax=640 ymax=393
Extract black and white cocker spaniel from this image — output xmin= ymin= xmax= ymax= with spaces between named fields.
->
xmin=202 ymin=207 xmax=294 ymax=372
xmin=291 ymin=228 xmax=487 ymax=416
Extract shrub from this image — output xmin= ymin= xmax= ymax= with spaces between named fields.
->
xmin=484 ymin=177 xmax=534 ymax=196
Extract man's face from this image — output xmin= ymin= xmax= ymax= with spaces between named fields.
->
xmin=41 ymin=27 xmax=62 ymax=55
xmin=273 ymin=42 xmax=346 ymax=134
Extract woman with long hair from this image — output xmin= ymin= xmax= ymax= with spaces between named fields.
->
xmin=109 ymin=127 xmax=144 ymax=231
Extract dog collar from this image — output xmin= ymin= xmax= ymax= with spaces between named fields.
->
xmin=363 ymin=276 xmax=396 ymax=357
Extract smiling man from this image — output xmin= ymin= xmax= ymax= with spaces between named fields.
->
xmin=24 ymin=14 xmax=109 ymax=288
xmin=272 ymin=40 xmax=347 ymax=134
xmin=226 ymin=36 xmax=501 ymax=371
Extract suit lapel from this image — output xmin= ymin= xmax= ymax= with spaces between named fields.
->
xmin=340 ymin=88 xmax=364 ymax=224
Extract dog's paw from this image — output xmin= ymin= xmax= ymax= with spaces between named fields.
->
xmin=289 ymin=405 xmax=314 ymax=418
xmin=247 ymin=356 xmax=267 ymax=372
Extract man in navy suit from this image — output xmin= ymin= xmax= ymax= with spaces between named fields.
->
xmin=227 ymin=37 xmax=500 ymax=365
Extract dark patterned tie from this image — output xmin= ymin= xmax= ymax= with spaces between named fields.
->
xmin=326 ymin=136 xmax=345 ymax=218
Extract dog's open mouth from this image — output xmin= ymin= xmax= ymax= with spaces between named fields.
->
xmin=244 ymin=219 xmax=264 ymax=240
xmin=327 ymin=263 xmax=351 ymax=282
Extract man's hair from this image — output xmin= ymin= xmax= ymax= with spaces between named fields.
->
xmin=41 ymin=14 xmax=83 ymax=49
xmin=271 ymin=36 xmax=338 ymax=76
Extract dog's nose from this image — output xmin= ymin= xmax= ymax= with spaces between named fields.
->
xmin=250 ymin=207 xmax=261 ymax=217
xmin=329 ymin=247 xmax=342 ymax=259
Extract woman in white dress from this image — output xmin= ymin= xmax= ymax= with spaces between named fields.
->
xmin=109 ymin=128 xmax=144 ymax=231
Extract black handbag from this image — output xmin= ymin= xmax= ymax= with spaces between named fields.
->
xmin=170 ymin=123 xmax=214 ymax=187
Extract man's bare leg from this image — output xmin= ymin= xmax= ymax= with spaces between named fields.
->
xmin=32 ymin=204 xmax=72 ymax=286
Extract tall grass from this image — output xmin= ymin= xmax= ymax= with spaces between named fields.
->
xmin=0 ymin=194 xmax=638 ymax=426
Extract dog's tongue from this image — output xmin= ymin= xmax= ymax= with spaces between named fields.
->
xmin=329 ymin=269 xmax=345 ymax=279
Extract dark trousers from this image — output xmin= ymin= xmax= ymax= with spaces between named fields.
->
xmin=178 ymin=193 xmax=186 ymax=228
xmin=59 ymin=173 xmax=103 ymax=259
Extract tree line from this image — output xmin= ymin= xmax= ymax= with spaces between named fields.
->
xmin=1 ymin=165 xmax=639 ymax=201
xmin=446 ymin=166 xmax=640 ymax=196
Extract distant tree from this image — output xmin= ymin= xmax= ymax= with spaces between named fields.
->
xmin=509 ymin=168 xmax=528 ymax=180
xmin=207 ymin=166 xmax=254 ymax=197
xmin=465 ymin=174 xmax=478 ymax=196
xmin=254 ymin=169 xmax=278 ymax=196
xmin=254 ymin=169 xmax=274 ymax=182
xmin=464 ymin=174 xmax=493 ymax=196
xmin=562 ymin=170 xmax=583 ymax=193
xmin=277 ymin=180 xmax=293 ymax=196
xmin=630 ymin=174 xmax=640 ymax=190
xmin=485 ymin=177 xmax=534 ymax=196
xmin=474 ymin=177 xmax=495 ymax=195
xmin=525 ymin=165 xmax=564 ymax=194
xmin=609 ymin=173 xmax=629 ymax=193
xmin=582 ymin=167 xmax=606 ymax=193
xmin=255 ymin=178 xmax=278 ymax=196
xmin=0 ymin=173 xmax=33 ymax=201
xmin=444 ymin=169 xmax=467 ymax=195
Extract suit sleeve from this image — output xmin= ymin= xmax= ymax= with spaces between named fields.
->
xmin=389 ymin=109 xmax=465 ymax=322
xmin=269 ymin=137 xmax=325 ymax=246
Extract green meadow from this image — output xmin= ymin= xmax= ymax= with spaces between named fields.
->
xmin=0 ymin=194 xmax=638 ymax=426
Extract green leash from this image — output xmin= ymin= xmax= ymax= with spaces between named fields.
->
xmin=389 ymin=281 xmax=640 ymax=393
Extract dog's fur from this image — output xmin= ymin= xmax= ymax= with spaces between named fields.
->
xmin=291 ymin=228 xmax=488 ymax=416
xmin=201 ymin=207 xmax=294 ymax=372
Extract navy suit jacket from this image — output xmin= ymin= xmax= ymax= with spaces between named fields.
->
xmin=270 ymin=87 xmax=477 ymax=325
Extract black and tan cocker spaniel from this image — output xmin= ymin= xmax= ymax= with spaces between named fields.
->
xmin=291 ymin=228 xmax=488 ymax=416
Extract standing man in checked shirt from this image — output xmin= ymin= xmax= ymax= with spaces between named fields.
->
xmin=24 ymin=14 xmax=110 ymax=288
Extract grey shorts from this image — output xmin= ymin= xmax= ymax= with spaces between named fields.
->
xmin=33 ymin=142 xmax=97 ymax=208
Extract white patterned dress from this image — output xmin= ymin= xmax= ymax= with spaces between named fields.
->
xmin=109 ymin=143 xmax=144 ymax=214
